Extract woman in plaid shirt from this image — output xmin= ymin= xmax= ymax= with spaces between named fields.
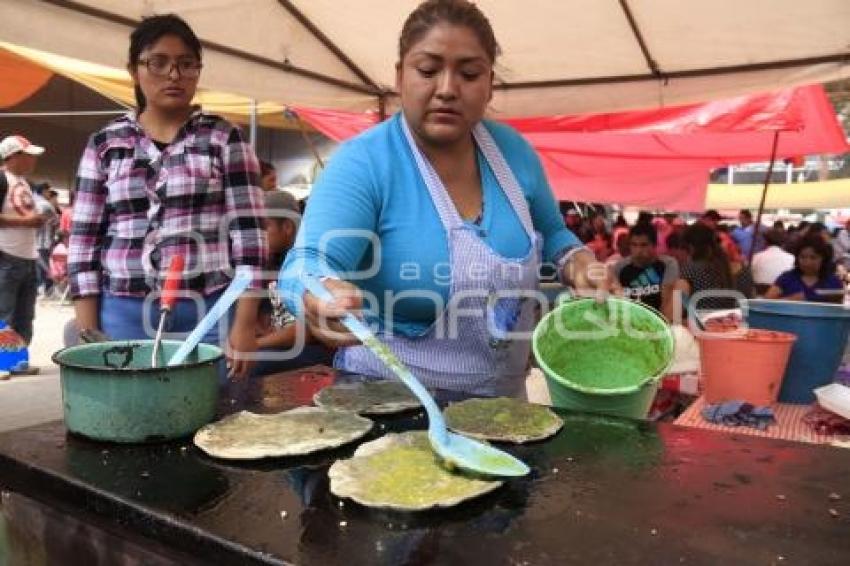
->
xmin=69 ymin=14 xmax=267 ymax=378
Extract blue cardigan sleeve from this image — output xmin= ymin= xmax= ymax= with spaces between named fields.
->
xmin=278 ymin=139 xmax=379 ymax=317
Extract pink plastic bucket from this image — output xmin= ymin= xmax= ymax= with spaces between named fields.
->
xmin=698 ymin=329 xmax=797 ymax=406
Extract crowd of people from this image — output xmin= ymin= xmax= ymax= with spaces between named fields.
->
xmin=565 ymin=206 xmax=849 ymax=322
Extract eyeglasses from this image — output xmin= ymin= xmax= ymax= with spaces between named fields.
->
xmin=138 ymin=55 xmax=203 ymax=78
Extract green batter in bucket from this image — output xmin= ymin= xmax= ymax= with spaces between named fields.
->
xmin=533 ymin=298 xmax=674 ymax=419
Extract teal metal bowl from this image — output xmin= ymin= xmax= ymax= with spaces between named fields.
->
xmin=53 ymin=340 xmax=223 ymax=443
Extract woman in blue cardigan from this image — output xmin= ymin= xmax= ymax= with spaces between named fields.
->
xmin=279 ymin=0 xmax=602 ymax=396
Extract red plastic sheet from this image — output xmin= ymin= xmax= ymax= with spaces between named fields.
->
xmin=502 ymin=88 xmax=805 ymax=134
xmin=290 ymin=105 xmax=379 ymax=143
xmin=295 ymin=85 xmax=848 ymax=211
xmin=527 ymin=86 xmax=847 ymax=210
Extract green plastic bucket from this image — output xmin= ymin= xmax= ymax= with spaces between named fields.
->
xmin=533 ymin=298 xmax=675 ymax=419
xmin=53 ymin=340 xmax=223 ymax=443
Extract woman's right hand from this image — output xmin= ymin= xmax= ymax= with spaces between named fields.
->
xmin=302 ymin=278 xmax=363 ymax=348
xmin=565 ymin=250 xmax=609 ymax=302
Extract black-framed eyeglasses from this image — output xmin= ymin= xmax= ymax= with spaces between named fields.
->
xmin=138 ymin=55 xmax=203 ymax=78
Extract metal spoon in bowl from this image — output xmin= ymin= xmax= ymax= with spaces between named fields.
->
xmin=151 ymin=256 xmax=185 ymax=367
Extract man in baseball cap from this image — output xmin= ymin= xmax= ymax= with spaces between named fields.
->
xmin=0 ymin=135 xmax=47 ymax=375
xmin=0 ymin=135 xmax=45 ymax=160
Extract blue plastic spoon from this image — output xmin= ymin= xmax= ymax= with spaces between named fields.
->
xmin=168 ymin=266 xmax=253 ymax=367
xmin=303 ymin=275 xmax=530 ymax=478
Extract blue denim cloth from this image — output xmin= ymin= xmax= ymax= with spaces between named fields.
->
xmin=0 ymin=252 xmax=38 ymax=345
xmin=99 ymin=291 xmax=232 ymax=383
xmin=702 ymin=401 xmax=776 ymax=430
xmin=99 ymin=291 xmax=228 ymax=342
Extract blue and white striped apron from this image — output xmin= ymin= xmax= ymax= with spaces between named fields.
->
xmin=336 ymin=117 xmax=541 ymax=397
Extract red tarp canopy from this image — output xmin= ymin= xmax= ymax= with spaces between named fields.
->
xmin=294 ymin=85 xmax=849 ymax=211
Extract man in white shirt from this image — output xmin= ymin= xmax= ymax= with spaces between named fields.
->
xmin=751 ymin=228 xmax=795 ymax=295
xmin=0 ymin=135 xmax=47 ymax=368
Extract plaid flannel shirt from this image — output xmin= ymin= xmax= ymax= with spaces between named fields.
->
xmin=69 ymin=110 xmax=267 ymax=298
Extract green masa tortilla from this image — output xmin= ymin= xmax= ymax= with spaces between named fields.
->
xmin=444 ymin=397 xmax=563 ymax=443
xmin=193 ymin=407 xmax=373 ymax=460
xmin=314 ymin=380 xmax=421 ymax=415
xmin=328 ymin=432 xmax=503 ymax=511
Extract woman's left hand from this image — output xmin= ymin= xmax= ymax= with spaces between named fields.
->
xmin=564 ymin=250 xmax=609 ymax=301
xmin=228 ymin=323 xmax=258 ymax=379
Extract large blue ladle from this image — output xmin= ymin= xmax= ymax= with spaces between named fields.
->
xmin=303 ymin=275 xmax=529 ymax=478
xmin=168 ymin=266 xmax=254 ymax=367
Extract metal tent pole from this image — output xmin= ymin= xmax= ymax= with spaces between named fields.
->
xmin=249 ymin=100 xmax=258 ymax=150
xmin=286 ymin=109 xmax=325 ymax=170
xmin=750 ymin=131 xmax=782 ymax=264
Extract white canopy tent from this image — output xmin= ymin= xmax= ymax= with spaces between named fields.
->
xmin=2 ymin=0 xmax=849 ymax=117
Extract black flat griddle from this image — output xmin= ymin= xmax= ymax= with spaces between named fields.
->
xmin=0 ymin=367 xmax=847 ymax=565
